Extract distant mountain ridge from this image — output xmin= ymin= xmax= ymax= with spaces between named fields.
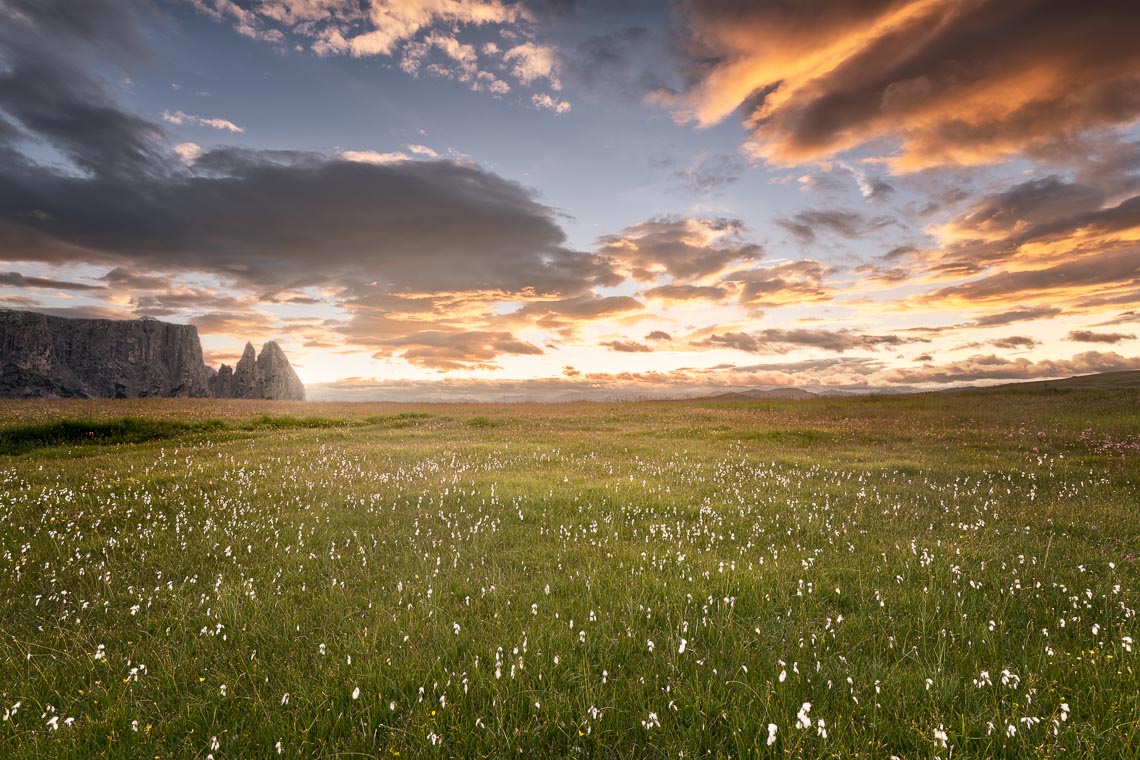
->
xmin=0 ymin=309 xmax=304 ymax=400
xmin=945 ymin=370 xmax=1140 ymax=394
xmin=706 ymin=388 xmax=820 ymax=401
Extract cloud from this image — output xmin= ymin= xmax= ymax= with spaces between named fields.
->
xmin=924 ymin=248 xmax=1140 ymax=306
xmin=776 ymin=209 xmax=873 ymax=244
xmin=190 ymin=0 xmax=562 ymax=101
xmin=1067 ymin=330 xmax=1136 ymax=344
xmin=670 ymin=153 xmax=744 ymax=196
xmin=838 ymin=162 xmax=894 ymax=201
xmin=597 ymin=216 xmax=760 ymax=282
xmin=990 ymin=335 xmax=1038 ymax=349
xmin=507 ymin=294 xmax=643 ymax=335
xmin=400 ymin=32 xmax=480 ymax=81
xmin=2 ymin=303 xmax=131 ymax=320
xmin=99 ymin=267 xmax=173 ymax=290
xmin=191 ymin=309 xmax=280 ymax=340
xmin=339 ymin=149 xmax=411 ymax=164
xmin=295 ymin=344 xmax=1140 ymax=401
xmin=642 ymin=283 xmax=729 ymax=303
xmin=0 ymin=0 xmax=165 ymax=180
xmin=1 ymin=147 xmax=617 ymax=296
xmin=729 ymin=260 xmax=833 ymax=308
xmin=0 ymin=271 xmax=103 ymax=290
xmin=1096 ymin=310 xmax=1140 ymax=327
xmin=563 ymin=26 xmax=672 ymax=100
xmin=372 ymin=329 xmax=543 ymax=370
xmin=173 ymin=142 xmax=203 ymax=162
xmin=926 ymin=176 xmax=1140 ymax=275
xmin=161 ymin=110 xmax=244 ymax=133
xmin=911 ymin=174 xmax=1140 ymax=309
xmin=694 ymin=327 xmax=903 ymax=354
xmin=531 ymin=93 xmax=571 ymax=114
xmin=645 ymin=330 xmax=672 ymax=341
xmin=665 ymin=1 xmax=1140 ymax=171
xmin=885 ymin=351 xmax=1140 ymax=384
xmin=504 ymin=42 xmax=561 ymax=87
xmin=601 ymin=339 xmax=652 ymax=353
xmin=194 ymin=0 xmax=524 ymax=58
xmin=970 ymin=306 xmax=1062 ymax=327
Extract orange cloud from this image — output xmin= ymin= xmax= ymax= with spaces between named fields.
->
xmin=668 ymin=0 xmax=1140 ymax=170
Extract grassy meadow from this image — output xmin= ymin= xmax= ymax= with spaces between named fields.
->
xmin=0 ymin=388 xmax=1138 ymax=758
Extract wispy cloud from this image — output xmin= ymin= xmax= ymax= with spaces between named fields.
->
xmin=162 ymin=109 xmax=244 ymax=133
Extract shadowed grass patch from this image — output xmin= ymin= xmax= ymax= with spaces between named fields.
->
xmin=0 ymin=417 xmax=226 ymax=455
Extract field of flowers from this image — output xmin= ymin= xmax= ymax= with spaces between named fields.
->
xmin=1 ymin=388 xmax=1138 ymax=758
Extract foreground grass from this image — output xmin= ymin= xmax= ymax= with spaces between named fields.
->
xmin=0 ymin=390 xmax=1138 ymax=758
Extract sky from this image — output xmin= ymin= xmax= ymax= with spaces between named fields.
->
xmin=1 ymin=0 xmax=1139 ymax=401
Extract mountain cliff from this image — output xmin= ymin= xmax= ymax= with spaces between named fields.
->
xmin=210 ymin=341 xmax=305 ymax=400
xmin=0 ymin=310 xmax=304 ymax=400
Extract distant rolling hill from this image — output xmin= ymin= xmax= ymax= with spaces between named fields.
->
xmin=701 ymin=370 xmax=1140 ymax=402
xmin=705 ymin=388 xmax=819 ymax=401
xmin=977 ymin=370 xmax=1140 ymax=392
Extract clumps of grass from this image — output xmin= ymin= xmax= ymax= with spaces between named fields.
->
xmin=239 ymin=415 xmax=357 ymax=431
xmin=0 ymin=412 xmax=443 ymax=455
xmin=364 ymin=412 xmax=434 ymax=429
xmin=466 ymin=415 xmax=500 ymax=428
xmin=0 ymin=417 xmax=226 ymax=455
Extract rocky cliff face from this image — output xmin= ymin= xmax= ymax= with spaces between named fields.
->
xmin=210 ymin=341 xmax=305 ymax=401
xmin=0 ymin=310 xmax=304 ymax=400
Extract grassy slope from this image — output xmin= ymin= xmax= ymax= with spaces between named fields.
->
xmin=0 ymin=391 xmax=1137 ymax=758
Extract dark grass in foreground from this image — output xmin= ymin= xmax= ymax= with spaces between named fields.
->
xmin=0 ymin=390 xmax=1138 ymax=758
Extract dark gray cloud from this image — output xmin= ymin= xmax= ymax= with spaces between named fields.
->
xmin=1 ymin=149 xmax=617 ymax=295
xmin=670 ymin=153 xmax=745 ymax=196
xmin=1067 ymin=330 xmax=1136 ymax=344
xmin=564 ymin=25 xmax=674 ymax=99
xmin=100 ymin=267 xmax=174 ymax=290
xmin=776 ymin=209 xmax=891 ymax=244
xmin=990 ymin=335 xmax=1038 ymax=349
xmin=0 ymin=271 xmax=103 ymax=290
xmin=643 ymin=283 xmax=729 ymax=302
xmin=601 ymin=339 xmax=652 ymax=353
xmin=694 ymin=327 xmax=906 ymax=354
xmin=0 ymin=0 xmax=163 ymax=180
xmin=971 ymin=306 xmax=1062 ymax=327
xmin=947 ymin=176 xmax=1106 ymax=240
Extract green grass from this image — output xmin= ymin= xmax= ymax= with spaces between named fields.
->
xmin=0 ymin=417 xmax=226 ymax=455
xmin=0 ymin=414 xmax=438 ymax=456
xmin=0 ymin=391 xmax=1138 ymax=758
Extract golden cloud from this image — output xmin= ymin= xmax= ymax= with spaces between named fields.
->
xmin=668 ymin=0 xmax=1140 ymax=170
